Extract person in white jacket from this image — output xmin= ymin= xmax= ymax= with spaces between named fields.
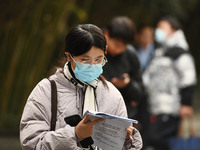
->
xmin=20 ymin=24 xmax=143 ymax=150
xmin=144 ymin=16 xmax=196 ymax=150
xmin=154 ymin=16 xmax=189 ymax=50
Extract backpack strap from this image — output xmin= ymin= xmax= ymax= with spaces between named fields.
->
xmin=49 ymin=79 xmax=57 ymax=131
xmin=164 ymin=46 xmax=188 ymax=60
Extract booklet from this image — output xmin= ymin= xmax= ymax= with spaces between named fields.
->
xmin=84 ymin=110 xmax=138 ymax=150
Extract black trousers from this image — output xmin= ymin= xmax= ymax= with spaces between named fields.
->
xmin=148 ymin=114 xmax=180 ymax=150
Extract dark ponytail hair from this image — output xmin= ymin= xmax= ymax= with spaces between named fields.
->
xmin=65 ymin=24 xmax=107 ymax=56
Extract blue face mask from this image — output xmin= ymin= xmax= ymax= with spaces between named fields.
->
xmin=155 ymin=28 xmax=167 ymax=43
xmin=73 ymin=62 xmax=103 ymax=83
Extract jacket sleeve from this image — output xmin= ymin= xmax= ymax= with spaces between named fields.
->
xmin=114 ymin=94 xmax=143 ymax=150
xmin=123 ymin=128 xmax=143 ymax=150
xmin=175 ymin=53 xmax=197 ymax=106
xmin=20 ymin=79 xmax=82 ymax=150
xmin=121 ymin=46 xmax=144 ymax=103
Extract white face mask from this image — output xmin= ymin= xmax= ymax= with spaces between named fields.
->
xmin=155 ymin=28 xmax=167 ymax=43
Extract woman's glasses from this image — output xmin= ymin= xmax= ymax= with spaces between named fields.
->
xmin=70 ymin=54 xmax=107 ymax=67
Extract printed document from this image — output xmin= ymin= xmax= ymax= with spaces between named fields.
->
xmin=84 ymin=110 xmax=138 ymax=150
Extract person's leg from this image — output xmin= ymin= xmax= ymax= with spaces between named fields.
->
xmin=135 ymin=97 xmax=150 ymax=150
xmin=148 ymin=114 xmax=180 ymax=150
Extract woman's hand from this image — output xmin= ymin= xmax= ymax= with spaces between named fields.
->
xmin=180 ymin=105 xmax=193 ymax=118
xmin=125 ymin=124 xmax=134 ymax=141
xmin=75 ymin=114 xmax=104 ymax=139
xmin=111 ymin=73 xmax=130 ymax=89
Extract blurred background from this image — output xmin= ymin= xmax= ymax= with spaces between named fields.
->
xmin=0 ymin=0 xmax=200 ymax=149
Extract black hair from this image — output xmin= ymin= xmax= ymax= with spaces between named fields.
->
xmin=106 ymin=16 xmax=135 ymax=44
xmin=65 ymin=24 xmax=106 ymax=56
xmin=159 ymin=16 xmax=181 ymax=30
xmin=64 ymin=24 xmax=108 ymax=87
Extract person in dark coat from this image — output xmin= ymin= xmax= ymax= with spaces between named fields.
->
xmin=102 ymin=16 xmax=144 ymax=119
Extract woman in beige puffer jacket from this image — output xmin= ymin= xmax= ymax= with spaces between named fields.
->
xmin=20 ymin=24 xmax=143 ymax=150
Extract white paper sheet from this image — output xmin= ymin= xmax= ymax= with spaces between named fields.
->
xmin=85 ymin=110 xmax=138 ymax=150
